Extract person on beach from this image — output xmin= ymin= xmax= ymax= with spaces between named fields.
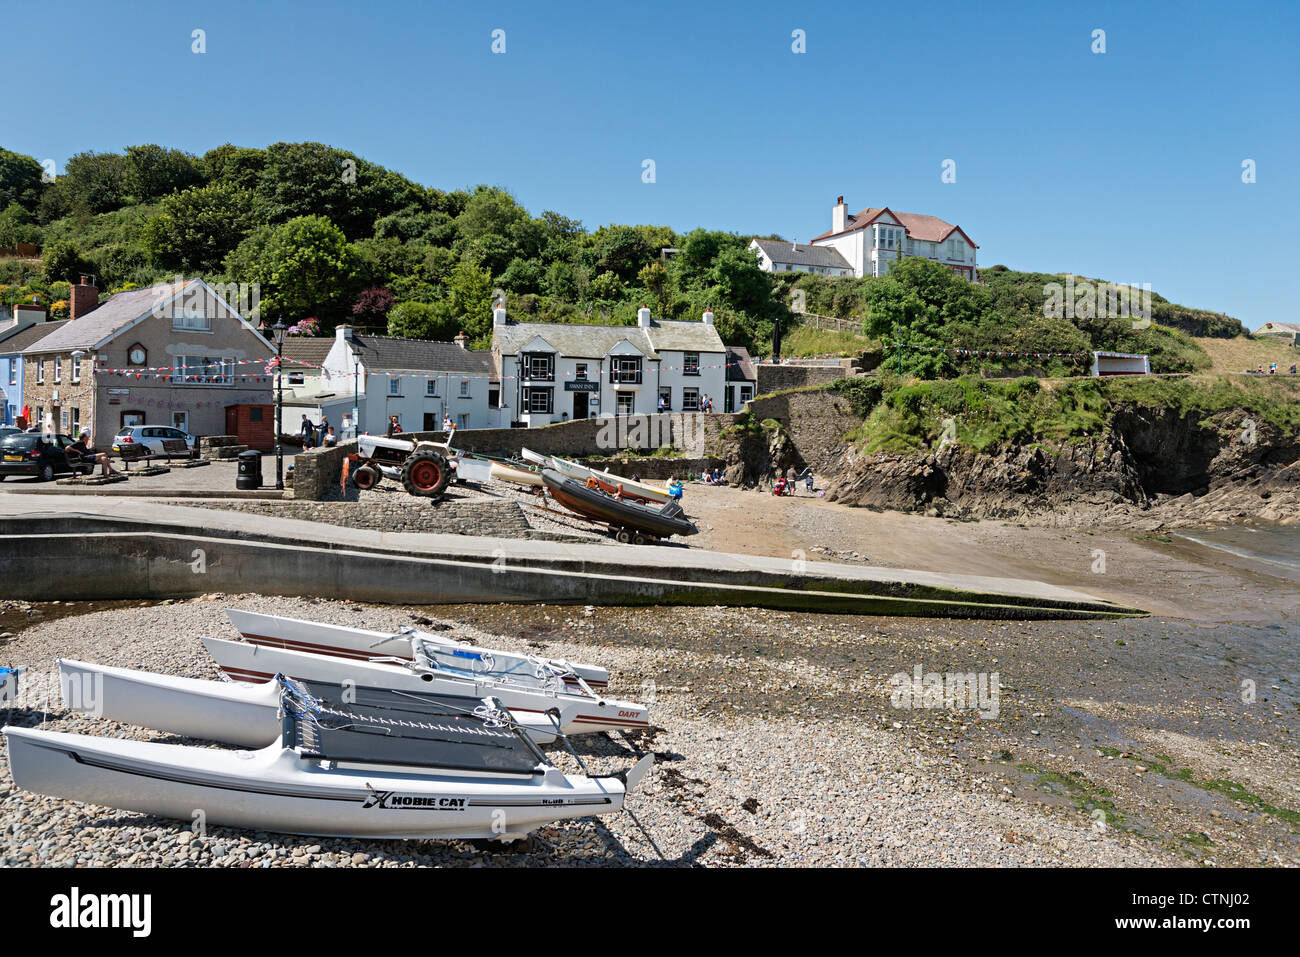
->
xmin=804 ymin=468 xmax=814 ymax=493
xmin=70 ymin=428 xmax=120 ymax=477
xmin=386 ymin=415 xmax=402 ymax=437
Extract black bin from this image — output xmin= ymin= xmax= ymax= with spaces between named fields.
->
xmin=236 ymin=449 xmax=263 ymax=490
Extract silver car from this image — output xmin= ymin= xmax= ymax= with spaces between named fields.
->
xmin=113 ymin=425 xmax=197 ymax=455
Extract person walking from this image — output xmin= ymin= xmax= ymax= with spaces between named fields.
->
xmin=300 ymin=414 xmax=315 ymax=450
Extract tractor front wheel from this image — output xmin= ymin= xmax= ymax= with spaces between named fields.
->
xmin=352 ymin=464 xmax=381 ymax=490
xmin=402 ymin=449 xmax=451 ymax=498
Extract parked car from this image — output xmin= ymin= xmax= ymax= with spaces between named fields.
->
xmin=0 ymin=433 xmax=95 ymax=482
xmin=113 ymin=425 xmax=197 ymax=456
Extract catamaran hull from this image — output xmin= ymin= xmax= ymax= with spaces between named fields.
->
xmin=226 ymin=609 xmax=610 ymax=692
xmin=203 ymin=637 xmax=650 ymax=737
xmin=59 ymin=658 xmax=279 ymax=749
xmin=3 ymin=726 xmax=628 ymax=841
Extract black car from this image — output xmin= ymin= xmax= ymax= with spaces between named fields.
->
xmin=0 ymin=433 xmax=96 ymax=482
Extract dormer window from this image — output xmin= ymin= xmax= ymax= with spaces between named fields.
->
xmin=523 ymin=352 xmax=554 ymax=381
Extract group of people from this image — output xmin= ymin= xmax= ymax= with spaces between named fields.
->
xmin=1247 ymin=363 xmax=1296 ymax=375
xmin=299 ymin=415 xmax=337 ymax=449
xmin=700 ymin=467 xmax=726 ymax=485
xmin=655 ymin=395 xmax=716 ymax=414
xmin=772 ymin=466 xmax=814 ymax=496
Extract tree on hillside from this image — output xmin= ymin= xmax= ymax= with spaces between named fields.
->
xmin=59 ymin=151 xmax=128 ymax=215
xmin=41 ymin=240 xmax=91 ymax=284
xmin=143 ymin=183 xmax=257 ymax=272
xmin=0 ymin=203 xmax=39 ymax=248
xmin=200 ymin=144 xmax=267 ymax=192
xmin=123 ymin=145 xmax=203 ymax=203
xmin=223 ymin=215 xmax=360 ymax=325
xmin=351 ymin=286 xmax=394 ymax=333
xmin=0 ymin=148 xmax=45 ymax=214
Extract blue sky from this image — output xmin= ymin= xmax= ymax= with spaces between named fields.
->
xmin=5 ymin=0 xmax=1298 ymax=327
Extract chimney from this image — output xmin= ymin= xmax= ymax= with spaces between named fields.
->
xmin=832 ymin=196 xmax=847 ymax=234
xmin=70 ymin=275 xmax=99 ymax=320
xmin=493 ymin=303 xmax=507 ymax=327
xmin=12 ymin=303 xmax=46 ymax=329
xmin=637 ymin=305 xmax=652 ymax=328
xmin=791 ymin=240 xmax=798 ymax=252
xmin=454 ymin=331 xmax=468 ymax=350
xmin=702 ymin=309 xmax=714 ymax=326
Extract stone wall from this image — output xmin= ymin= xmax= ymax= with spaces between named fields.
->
xmin=186 ymin=498 xmax=532 ymax=537
xmin=743 ymin=388 xmax=863 ymax=473
xmin=755 ymin=363 xmax=851 ymax=395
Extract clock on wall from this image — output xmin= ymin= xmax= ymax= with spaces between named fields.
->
xmin=128 ymin=344 xmax=147 ymax=365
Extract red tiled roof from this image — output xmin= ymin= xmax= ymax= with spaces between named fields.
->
xmin=811 ymin=206 xmax=978 ymax=247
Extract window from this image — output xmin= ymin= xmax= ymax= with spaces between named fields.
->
xmin=658 ymin=386 xmax=672 ymax=411
xmin=71 ymin=408 xmax=80 ymax=433
xmin=176 ymin=356 xmax=234 ymax=385
xmin=54 ymin=357 xmax=62 ymax=383
xmin=7 ymin=360 xmax=14 ymax=387
xmin=682 ymin=388 xmax=700 ymax=411
xmin=523 ymin=387 xmax=553 ymax=413
xmin=389 ymin=377 xmax=401 ymax=396
xmin=426 ymin=379 xmax=439 ymax=397
xmin=683 ymin=352 xmax=700 ymax=376
xmin=173 ymin=312 xmax=211 ymax=332
xmin=60 ymin=409 xmax=68 ymax=431
xmin=459 ymin=379 xmax=471 ymax=397
xmin=523 ymin=352 xmax=554 ymax=381
xmin=288 ymin=370 xmax=305 ymax=385
xmin=575 ymin=362 xmax=587 ymax=381
xmin=36 ymin=359 xmax=44 ymax=385
xmin=121 ymin=411 xmax=144 ymax=428
xmin=610 ymin=356 xmax=642 ymax=384
xmin=740 ymin=385 xmax=754 ymax=404
xmin=250 ymin=407 xmax=263 ymax=421
xmin=71 ymin=355 xmax=81 ymax=382
xmin=616 ymin=391 xmax=635 ymax=415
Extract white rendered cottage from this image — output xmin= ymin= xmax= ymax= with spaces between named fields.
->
xmin=492 ymin=306 xmax=727 ymax=427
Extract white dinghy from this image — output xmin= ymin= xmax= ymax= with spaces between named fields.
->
xmin=203 ymin=636 xmax=651 ymax=736
xmin=227 ymin=609 xmax=610 ymax=694
xmin=5 ymin=679 xmax=653 ymax=842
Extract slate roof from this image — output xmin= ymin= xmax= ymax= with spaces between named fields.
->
xmin=1255 ymin=321 xmax=1300 ymax=335
xmin=751 ymin=239 xmax=852 ymax=271
xmin=281 ymin=336 xmax=335 ymax=369
xmin=20 ymin=280 xmax=194 ymax=354
xmin=494 ymin=318 xmax=725 ymax=359
xmin=726 ymin=346 xmax=756 ymax=382
xmin=347 ymin=334 xmax=495 ymax=375
xmin=0 ymin=320 xmax=70 ymax=353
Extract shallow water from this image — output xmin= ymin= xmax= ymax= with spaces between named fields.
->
xmin=1173 ymin=525 xmax=1300 ymax=579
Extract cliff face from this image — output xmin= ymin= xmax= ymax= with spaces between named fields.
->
xmin=820 ymin=406 xmax=1299 ymax=528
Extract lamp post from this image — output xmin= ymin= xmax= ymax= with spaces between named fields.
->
xmin=273 ymin=319 xmax=286 ymax=489
xmin=352 ymin=357 xmax=359 ymax=439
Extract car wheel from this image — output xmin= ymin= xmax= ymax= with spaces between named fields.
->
xmin=39 ymin=464 xmax=55 ymax=482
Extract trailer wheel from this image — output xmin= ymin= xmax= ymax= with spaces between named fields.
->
xmin=403 ymin=449 xmax=451 ymax=498
xmin=352 ymin=464 xmax=381 ymax=490
xmin=633 ymin=532 xmax=647 ymax=546
xmin=615 ymin=529 xmax=632 ymax=544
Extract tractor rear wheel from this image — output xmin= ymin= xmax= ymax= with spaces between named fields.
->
xmin=402 ymin=449 xmax=451 ymax=498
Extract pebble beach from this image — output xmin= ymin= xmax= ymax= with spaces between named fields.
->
xmin=7 ymin=593 xmax=1283 ymax=868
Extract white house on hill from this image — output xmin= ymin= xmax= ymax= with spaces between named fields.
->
xmin=492 ymin=306 xmax=727 ymax=427
xmin=808 ymin=196 xmax=978 ymax=280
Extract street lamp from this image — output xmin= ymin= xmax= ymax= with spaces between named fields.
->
xmin=272 ymin=319 xmax=286 ymax=489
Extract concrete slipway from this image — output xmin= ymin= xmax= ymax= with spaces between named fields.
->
xmin=0 ymin=496 xmax=1144 ymax=620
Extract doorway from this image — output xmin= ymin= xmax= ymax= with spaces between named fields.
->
xmin=172 ymin=411 xmax=189 ymax=433
xmin=573 ymin=392 xmax=588 ymax=419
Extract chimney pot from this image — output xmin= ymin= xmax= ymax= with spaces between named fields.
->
xmin=702 ymin=309 xmax=714 ymax=326
xmin=493 ymin=305 xmax=507 ymax=327
xmin=637 ymin=306 xmax=652 ymax=328
xmin=454 ymin=331 xmax=468 ymax=350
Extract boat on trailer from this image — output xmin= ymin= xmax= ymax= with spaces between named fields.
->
xmin=226 ymin=609 xmax=611 ymax=694
xmin=6 ymin=678 xmax=652 ymax=842
xmin=489 ymin=461 xmax=544 ymax=488
xmin=543 ymin=454 xmax=674 ymax=505
xmin=542 ymin=469 xmax=698 ymax=543
xmin=202 ymin=636 xmax=650 ymax=736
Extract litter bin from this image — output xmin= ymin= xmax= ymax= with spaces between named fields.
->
xmin=236 ymin=449 xmax=263 ymax=490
